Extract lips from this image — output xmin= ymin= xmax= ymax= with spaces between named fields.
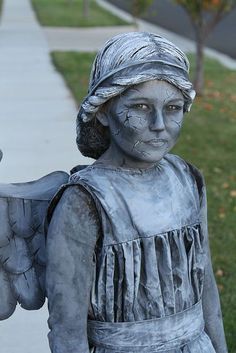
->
xmin=145 ymin=139 xmax=167 ymax=147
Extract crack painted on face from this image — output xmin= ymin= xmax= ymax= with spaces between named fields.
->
xmin=123 ymin=112 xmax=131 ymax=126
xmin=132 ymin=140 xmax=141 ymax=151
xmin=172 ymin=120 xmax=182 ymax=128
xmin=139 ymin=149 xmax=151 ymax=157
xmin=130 ymin=139 xmax=153 ymax=161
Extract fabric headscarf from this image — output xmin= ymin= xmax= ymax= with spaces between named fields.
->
xmin=77 ymin=32 xmax=196 ymax=124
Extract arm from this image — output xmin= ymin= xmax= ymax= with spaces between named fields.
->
xmin=46 ymin=185 xmax=100 ymax=353
xmin=200 ymin=184 xmax=228 ymax=353
xmin=203 ymin=257 xmax=228 ymax=353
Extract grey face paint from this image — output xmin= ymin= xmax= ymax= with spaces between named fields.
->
xmin=77 ymin=32 xmax=195 ymax=160
xmin=98 ymin=80 xmax=185 ymax=169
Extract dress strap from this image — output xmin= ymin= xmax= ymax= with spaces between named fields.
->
xmin=87 ymin=301 xmax=204 ymax=352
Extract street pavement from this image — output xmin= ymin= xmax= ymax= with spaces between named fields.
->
xmin=107 ymin=0 xmax=236 ymax=60
xmin=96 ymin=0 xmax=236 ymax=70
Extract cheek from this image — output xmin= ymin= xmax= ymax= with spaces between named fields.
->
xmin=166 ymin=113 xmax=184 ymax=133
xmin=118 ymin=109 xmax=149 ymax=132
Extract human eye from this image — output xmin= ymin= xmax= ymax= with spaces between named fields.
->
xmin=132 ymin=103 xmax=150 ymax=111
xmin=165 ymin=104 xmax=183 ymax=112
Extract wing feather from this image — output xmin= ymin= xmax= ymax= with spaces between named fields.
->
xmin=0 ymin=198 xmax=13 ymax=247
xmin=28 ymin=230 xmax=46 ymax=266
xmin=34 ymin=263 xmax=46 ymax=292
xmin=31 ymin=200 xmax=49 ymax=232
xmin=0 ymin=171 xmax=69 ymax=320
xmin=10 ymin=267 xmax=44 ymax=310
xmin=8 ymin=198 xmax=35 ymax=238
xmin=0 ymin=235 xmax=33 ymax=274
xmin=0 ymin=265 xmax=17 ymax=319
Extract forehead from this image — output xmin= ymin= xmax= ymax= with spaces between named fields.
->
xmin=121 ymin=80 xmax=183 ymax=102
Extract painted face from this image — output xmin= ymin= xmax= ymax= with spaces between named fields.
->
xmin=98 ymin=80 xmax=185 ymax=169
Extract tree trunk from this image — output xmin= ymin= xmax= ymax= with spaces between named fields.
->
xmin=131 ymin=0 xmax=139 ymax=27
xmin=83 ymin=0 xmax=90 ymax=18
xmin=194 ymin=27 xmax=205 ymax=96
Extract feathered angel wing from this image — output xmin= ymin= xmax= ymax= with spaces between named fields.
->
xmin=0 ymin=171 xmax=69 ymax=320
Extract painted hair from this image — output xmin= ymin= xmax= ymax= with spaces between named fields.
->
xmin=77 ymin=32 xmax=195 ymax=159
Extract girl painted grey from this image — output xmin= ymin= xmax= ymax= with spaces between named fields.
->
xmin=46 ymin=32 xmax=228 ymax=353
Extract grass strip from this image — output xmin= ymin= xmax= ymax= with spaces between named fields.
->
xmin=31 ymin=0 xmax=129 ymax=27
xmin=51 ymin=51 xmax=236 ymax=352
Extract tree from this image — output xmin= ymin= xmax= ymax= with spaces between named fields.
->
xmin=132 ymin=0 xmax=154 ymax=24
xmin=82 ymin=0 xmax=90 ymax=18
xmin=174 ymin=0 xmax=236 ymax=95
xmin=66 ymin=0 xmax=90 ymax=18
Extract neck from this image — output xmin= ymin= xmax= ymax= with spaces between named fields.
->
xmin=96 ymin=143 xmax=158 ymax=170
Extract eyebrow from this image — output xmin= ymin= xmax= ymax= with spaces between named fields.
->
xmin=165 ymin=98 xmax=185 ymax=103
xmin=123 ymin=96 xmax=184 ymax=103
xmin=124 ymin=97 xmax=151 ymax=102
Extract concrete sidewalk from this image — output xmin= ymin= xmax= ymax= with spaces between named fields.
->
xmin=45 ymin=25 xmax=136 ymax=52
xmin=0 ymin=1 xmax=91 ymax=352
xmin=0 ymin=0 xmax=92 ymax=185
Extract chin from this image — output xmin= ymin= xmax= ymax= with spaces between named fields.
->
xmin=136 ymin=149 xmax=170 ymax=163
xmin=130 ymin=153 xmax=166 ymax=167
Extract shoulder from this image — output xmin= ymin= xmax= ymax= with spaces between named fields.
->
xmin=164 ymin=154 xmax=205 ymax=196
xmin=69 ymin=165 xmax=94 ymax=184
xmin=47 ymin=183 xmax=99 ymax=228
xmin=57 ymin=185 xmax=95 ymax=209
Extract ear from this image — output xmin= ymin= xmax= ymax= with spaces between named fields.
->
xmin=96 ymin=111 xmax=109 ymax=127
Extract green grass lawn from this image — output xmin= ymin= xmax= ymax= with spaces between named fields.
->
xmin=51 ymin=51 xmax=236 ymax=352
xmin=31 ymin=0 xmax=129 ymax=27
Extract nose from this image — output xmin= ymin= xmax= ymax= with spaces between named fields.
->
xmin=149 ymin=109 xmax=165 ymax=131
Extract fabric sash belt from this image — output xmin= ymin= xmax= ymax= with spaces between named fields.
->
xmin=87 ymin=301 xmax=204 ymax=352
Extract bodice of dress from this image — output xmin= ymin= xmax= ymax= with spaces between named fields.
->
xmin=70 ymin=154 xmax=206 ymax=323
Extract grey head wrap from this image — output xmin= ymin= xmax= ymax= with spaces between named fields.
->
xmin=77 ymin=32 xmax=195 ymax=159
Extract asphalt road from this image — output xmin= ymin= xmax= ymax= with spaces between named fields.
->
xmin=108 ymin=0 xmax=236 ymax=59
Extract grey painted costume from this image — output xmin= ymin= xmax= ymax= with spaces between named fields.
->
xmin=47 ymin=154 xmax=215 ymax=352
xmin=46 ymin=32 xmax=227 ymax=353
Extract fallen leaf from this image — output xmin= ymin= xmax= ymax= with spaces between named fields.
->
xmin=216 ymin=269 xmax=224 ymax=277
xmin=208 ymin=91 xmax=223 ymax=99
xmin=204 ymin=103 xmax=213 ymax=111
xmin=230 ymin=94 xmax=236 ymax=102
xmin=219 ymin=207 xmax=225 ymax=212
xmin=220 ymin=108 xmax=227 ymax=113
xmin=222 ymin=182 xmax=229 ymax=189
xmin=206 ymin=80 xmax=213 ymax=87
xmin=211 ymin=0 xmax=221 ymax=5
xmin=230 ymin=190 xmax=236 ymax=197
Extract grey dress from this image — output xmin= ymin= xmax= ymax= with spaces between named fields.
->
xmin=47 ymin=154 xmax=216 ymax=353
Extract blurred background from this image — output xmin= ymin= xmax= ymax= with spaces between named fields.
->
xmin=0 ymin=0 xmax=235 ymax=352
